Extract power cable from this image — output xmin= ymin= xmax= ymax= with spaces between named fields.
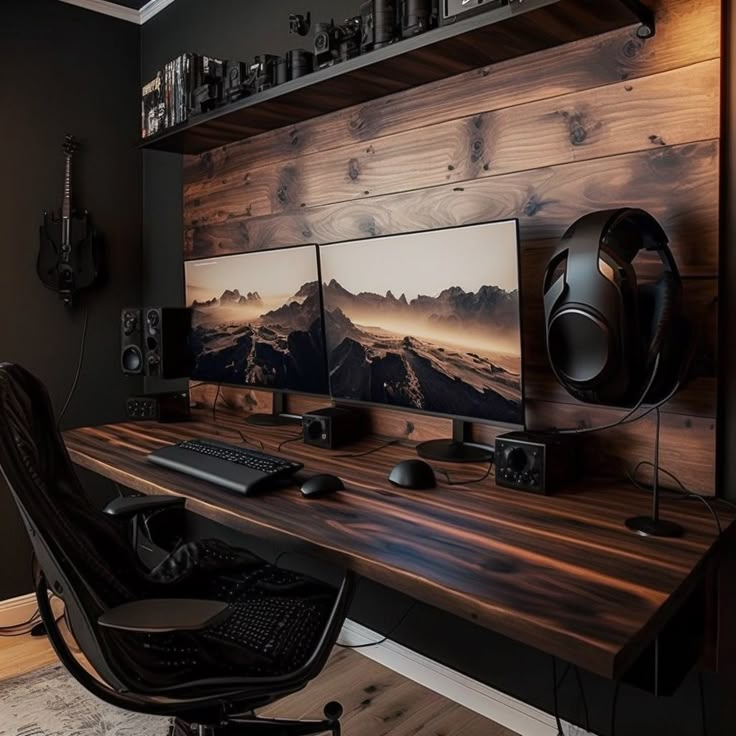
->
xmin=56 ymin=307 xmax=90 ymax=430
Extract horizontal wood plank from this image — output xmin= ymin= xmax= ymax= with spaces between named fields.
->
xmin=186 ymin=141 xmax=720 ymax=278
xmin=183 ymin=0 xmax=719 ymax=184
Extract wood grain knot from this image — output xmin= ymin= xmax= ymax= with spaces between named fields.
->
xmin=570 ymin=125 xmax=587 ymax=146
xmin=361 ymin=218 xmax=378 ymax=237
xmin=524 ymin=196 xmax=545 ymax=217
xmin=348 ymin=158 xmax=361 ymax=181
xmin=622 ymin=38 xmax=644 ymax=60
xmin=471 ymin=139 xmax=484 ymax=163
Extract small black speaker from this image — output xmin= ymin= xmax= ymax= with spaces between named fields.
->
xmin=494 ymin=431 xmax=580 ymax=495
xmin=121 ymin=308 xmax=144 ymax=375
xmin=126 ymin=391 xmax=191 ymax=422
xmin=302 ymin=407 xmax=367 ymax=449
xmin=143 ymin=307 xmax=193 ymax=379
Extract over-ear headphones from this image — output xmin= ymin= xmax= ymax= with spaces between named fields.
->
xmin=543 ymin=208 xmax=689 ymax=407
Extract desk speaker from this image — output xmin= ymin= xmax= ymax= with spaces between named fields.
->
xmin=302 ymin=407 xmax=367 ymax=449
xmin=121 ymin=307 xmax=193 ymax=379
xmin=121 ymin=308 xmax=144 ymax=375
xmin=494 ymin=431 xmax=580 ymax=495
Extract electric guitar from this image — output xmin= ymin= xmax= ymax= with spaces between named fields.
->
xmin=37 ymin=135 xmax=99 ymax=306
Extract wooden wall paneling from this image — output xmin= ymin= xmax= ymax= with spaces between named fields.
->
xmin=183 ymin=60 xmax=720 ymax=227
xmin=182 ymin=0 xmax=721 ymax=496
xmin=185 ymin=142 xmax=719 ymax=273
xmin=183 ymin=0 xmax=719 ymax=187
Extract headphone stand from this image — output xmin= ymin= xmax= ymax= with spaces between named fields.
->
xmin=625 ymin=408 xmax=684 ymax=538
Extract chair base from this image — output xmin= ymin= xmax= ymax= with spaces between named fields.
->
xmin=173 ymin=702 xmax=343 ymax=736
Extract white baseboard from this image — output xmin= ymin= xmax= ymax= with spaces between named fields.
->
xmin=340 ymin=620 xmax=594 ymax=736
xmin=0 ymin=593 xmax=65 ymax=630
xmin=0 ymin=593 xmax=38 ymax=629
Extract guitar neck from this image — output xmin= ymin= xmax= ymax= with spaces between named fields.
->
xmin=62 ymin=152 xmax=72 ymax=224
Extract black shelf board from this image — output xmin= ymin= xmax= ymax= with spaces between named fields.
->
xmin=141 ymin=0 xmax=651 ymax=155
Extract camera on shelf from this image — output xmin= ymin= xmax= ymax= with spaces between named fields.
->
xmin=289 ymin=11 xmax=311 ymax=36
xmin=314 ymin=16 xmax=363 ymax=69
xmin=223 ymin=60 xmax=250 ymax=103
xmin=246 ymin=54 xmax=282 ymax=93
xmin=189 ymin=56 xmax=225 ymax=117
xmin=400 ymin=0 xmax=438 ymax=38
xmin=286 ymin=48 xmax=314 ymax=80
xmin=360 ymin=0 xmax=398 ymax=51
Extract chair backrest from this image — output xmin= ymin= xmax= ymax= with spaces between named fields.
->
xmin=0 ymin=363 xmax=144 ymax=688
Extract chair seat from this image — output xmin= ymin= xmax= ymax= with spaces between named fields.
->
xmin=105 ymin=539 xmax=339 ymax=692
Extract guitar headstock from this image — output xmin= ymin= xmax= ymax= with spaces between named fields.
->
xmin=63 ymin=135 xmax=77 ymax=156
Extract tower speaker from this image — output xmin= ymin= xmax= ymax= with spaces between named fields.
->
xmin=121 ymin=308 xmax=144 ymax=375
xmin=143 ymin=307 xmax=193 ymax=379
xmin=121 ymin=307 xmax=192 ymax=379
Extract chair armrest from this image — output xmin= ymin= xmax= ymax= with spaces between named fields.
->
xmin=98 ymin=599 xmax=229 ymax=633
xmin=103 ymin=495 xmax=185 ymax=519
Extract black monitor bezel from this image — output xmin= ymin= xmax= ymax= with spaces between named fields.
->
xmin=183 ymin=242 xmax=331 ymax=400
xmin=317 ymin=219 xmax=526 ymax=431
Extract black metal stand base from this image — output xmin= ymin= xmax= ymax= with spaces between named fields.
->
xmin=245 ymin=392 xmax=300 ymax=427
xmin=416 ymin=439 xmax=495 ymax=463
xmin=626 ymin=516 xmax=685 ymax=538
xmin=245 ymin=413 xmax=300 ymax=427
xmin=417 ymin=419 xmax=495 ymax=463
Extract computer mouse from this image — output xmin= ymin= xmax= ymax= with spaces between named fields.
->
xmin=388 ymin=459 xmax=436 ymax=490
xmin=300 ymin=474 xmax=345 ymax=498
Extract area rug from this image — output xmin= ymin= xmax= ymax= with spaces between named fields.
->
xmin=0 ymin=664 xmax=172 ymax=735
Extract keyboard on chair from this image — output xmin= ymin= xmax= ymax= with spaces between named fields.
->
xmin=147 ymin=438 xmax=303 ymax=495
xmin=207 ymin=597 xmax=323 ymax=665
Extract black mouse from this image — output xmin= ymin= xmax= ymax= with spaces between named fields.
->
xmin=388 ymin=459 xmax=436 ymax=490
xmin=300 ymin=474 xmax=345 ymax=498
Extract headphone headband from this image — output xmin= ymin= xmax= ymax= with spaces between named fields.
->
xmin=561 ymin=208 xmax=679 ymax=278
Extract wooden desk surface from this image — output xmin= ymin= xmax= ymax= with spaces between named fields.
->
xmin=64 ymin=412 xmax=734 ymax=681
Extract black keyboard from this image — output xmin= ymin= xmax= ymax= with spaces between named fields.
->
xmin=147 ymin=438 xmax=303 ymax=496
xmin=207 ymin=597 xmax=323 ymax=664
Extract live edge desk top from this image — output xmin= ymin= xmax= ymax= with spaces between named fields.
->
xmin=63 ymin=412 xmax=735 ymax=682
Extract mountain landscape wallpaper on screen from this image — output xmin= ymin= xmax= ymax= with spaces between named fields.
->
xmin=319 ymin=224 xmax=523 ymax=424
xmin=185 ymin=247 xmax=329 ymax=394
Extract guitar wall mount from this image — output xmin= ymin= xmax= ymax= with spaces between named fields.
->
xmin=37 ymin=135 xmax=101 ymax=307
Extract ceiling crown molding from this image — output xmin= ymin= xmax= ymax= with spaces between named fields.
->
xmin=59 ymin=0 xmax=177 ymax=24
xmin=139 ymin=0 xmax=178 ymax=23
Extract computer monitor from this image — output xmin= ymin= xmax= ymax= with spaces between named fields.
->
xmin=184 ymin=245 xmax=329 ymax=425
xmin=319 ymin=220 xmax=523 ymax=461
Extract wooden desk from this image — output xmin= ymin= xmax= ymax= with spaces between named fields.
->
xmin=64 ymin=411 xmax=734 ymax=682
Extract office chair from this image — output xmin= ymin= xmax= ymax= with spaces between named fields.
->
xmin=0 ymin=363 xmax=353 ymax=735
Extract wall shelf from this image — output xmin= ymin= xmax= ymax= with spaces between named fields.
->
xmin=141 ymin=0 xmax=654 ymax=155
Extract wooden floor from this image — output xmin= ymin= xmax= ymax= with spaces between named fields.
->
xmin=0 ymin=633 xmax=519 ymax=736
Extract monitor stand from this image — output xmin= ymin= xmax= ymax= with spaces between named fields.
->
xmin=416 ymin=419 xmax=495 ymax=464
xmin=244 ymin=392 xmax=301 ymax=427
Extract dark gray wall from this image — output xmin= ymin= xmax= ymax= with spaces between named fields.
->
xmin=0 ymin=0 xmax=142 ymax=599
xmin=138 ymin=1 xmax=731 ymax=733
